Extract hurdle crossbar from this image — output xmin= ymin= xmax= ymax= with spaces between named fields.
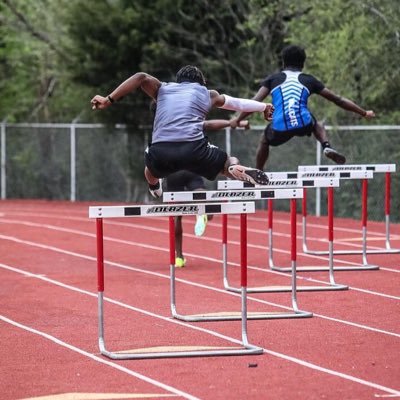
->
xmin=89 ymin=201 xmax=263 ymax=359
xmin=299 ymin=166 xmax=379 ymax=271
xmin=299 ymin=164 xmax=399 ymax=256
xmin=216 ymin=177 xmax=340 ymax=190
xmin=164 ymin=188 xmax=312 ymax=319
xmin=216 ymin=179 xmax=349 ymax=291
xmin=266 ymin=170 xmax=377 ymax=273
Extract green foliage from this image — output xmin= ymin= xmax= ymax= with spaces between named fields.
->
xmin=3 ymin=0 xmax=399 ymax=124
xmin=285 ymin=0 xmax=400 ymax=124
xmin=0 ymin=0 xmax=92 ymax=121
xmin=1 ymin=0 xmax=399 ymax=209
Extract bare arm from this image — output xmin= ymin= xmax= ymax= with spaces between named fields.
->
xmin=91 ymin=72 xmax=162 ymax=110
xmin=319 ymin=88 xmax=375 ymax=119
xmin=204 ymin=119 xmax=250 ymax=131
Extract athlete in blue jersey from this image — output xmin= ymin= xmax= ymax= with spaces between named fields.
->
xmin=231 ymin=45 xmax=375 ymax=169
xmin=91 ymin=65 xmax=274 ymax=198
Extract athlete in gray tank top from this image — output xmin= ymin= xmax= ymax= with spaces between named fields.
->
xmin=91 ymin=65 xmax=274 ymax=197
xmin=152 ymin=82 xmax=211 ymax=143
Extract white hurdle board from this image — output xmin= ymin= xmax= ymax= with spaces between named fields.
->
xmin=90 ymin=201 xmax=265 ymax=360
xmin=89 ymin=201 xmax=255 ymax=219
xmin=163 ymin=187 xmax=304 ymax=202
xmin=217 ymin=171 xmax=373 ymax=190
xmin=217 ymin=177 xmax=340 ymax=190
xmin=215 ymin=177 xmax=349 ymax=292
xmin=299 ymin=163 xmax=399 ymax=257
xmin=163 ymin=188 xmax=315 ymax=319
xmin=298 ymin=164 xmax=396 ymax=173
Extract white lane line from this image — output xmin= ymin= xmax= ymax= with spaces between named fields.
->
xmin=0 ymin=314 xmax=197 ymax=400
xmin=1 ymin=263 xmax=399 ymax=397
xmin=3 ymin=210 xmax=400 ymax=254
xmin=1 ymin=222 xmax=399 ymax=298
xmin=1 ymin=234 xmax=399 ymax=336
xmin=1 ymin=215 xmax=399 ymax=274
xmin=2 ymin=230 xmax=400 ymax=341
xmin=3 ymin=208 xmax=399 ymax=241
xmin=4 ymin=206 xmax=400 ymax=241
xmin=1 ymin=215 xmax=399 ymax=276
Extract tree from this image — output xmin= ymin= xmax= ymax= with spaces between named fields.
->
xmin=285 ymin=0 xmax=400 ymax=124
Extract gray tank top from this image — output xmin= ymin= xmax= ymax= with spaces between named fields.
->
xmin=152 ymin=82 xmax=211 ymax=143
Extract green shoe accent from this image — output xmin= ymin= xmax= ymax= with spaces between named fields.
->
xmin=195 ymin=214 xmax=208 ymax=236
xmin=175 ymin=257 xmax=186 ymax=268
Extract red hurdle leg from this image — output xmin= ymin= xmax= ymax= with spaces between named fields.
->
xmin=222 ymin=214 xmax=228 ymax=245
xmin=222 ymin=214 xmax=228 ymax=285
xmin=96 ymin=218 xmax=106 ymax=351
xmin=169 ymin=216 xmax=177 ymax=314
xmin=169 ymin=216 xmax=175 ymax=266
xmin=385 ymin=172 xmax=391 ymax=217
xmin=240 ymin=213 xmax=249 ymax=345
xmin=385 ymin=172 xmax=391 ymax=249
xmin=96 ymin=218 xmax=104 ymax=292
xmin=290 ymin=199 xmax=299 ymax=311
xmin=302 ymin=187 xmax=307 ymax=219
xmin=362 ymin=179 xmax=368 ymax=264
xmin=240 ymin=213 xmax=247 ymax=288
xmin=327 ymin=187 xmax=336 ymax=284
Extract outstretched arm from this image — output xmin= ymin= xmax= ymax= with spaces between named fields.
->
xmin=319 ymin=88 xmax=375 ymax=119
xmin=91 ymin=72 xmax=162 ymax=110
xmin=234 ymin=86 xmax=271 ymax=123
xmin=209 ymin=89 xmax=273 ymax=121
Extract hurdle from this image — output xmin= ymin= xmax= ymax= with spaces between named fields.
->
xmin=217 ymin=178 xmax=348 ymax=291
xmin=89 ymin=202 xmax=263 ymax=359
xmin=299 ymin=164 xmax=399 ymax=257
xmin=265 ymin=170 xmax=376 ymax=272
xmin=164 ymin=188 xmax=313 ymax=319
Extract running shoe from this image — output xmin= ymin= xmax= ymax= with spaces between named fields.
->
xmin=148 ymin=179 xmax=163 ymax=198
xmin=175 ymin=257 xmax=186 ymax=268
xmin=195 ymin=214 xmax=208 ymax=236
xmin=228 ymin=165 xmax=269 ymax=185
xmin=323 ymin=147 xmax=346 ymax=164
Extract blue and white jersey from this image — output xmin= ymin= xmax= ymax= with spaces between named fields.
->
xmin=152 ymin=82 xmax=211 ymax=143
xmin=261 ymin=70 xmax=325 ymax=132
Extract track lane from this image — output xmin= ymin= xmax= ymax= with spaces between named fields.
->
xmin=1 ymin=200 xmax=399 ymax=399
xmin=1 ymin=262 xmax=399 ymax=400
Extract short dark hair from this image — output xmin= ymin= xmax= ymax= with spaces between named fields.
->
xmin=176 ymin=65 xmax=206 ymax=86
xmin=281 ymin=45 xmax=306 ymax=69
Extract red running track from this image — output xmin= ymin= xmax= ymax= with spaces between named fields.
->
xmin=0 ymin=199 xmax=399 ymax=400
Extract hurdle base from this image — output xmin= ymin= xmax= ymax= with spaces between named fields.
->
xmin=99 ymin=343 xmax=263 ymax=359
xmin=227 ymin=282 xmax=348 ymax=293
xmin=172 ymin=309 xmax=312 ymax=321
xmin=303 ymin=248 xmax=393 ymax=257
xmin=272 ymin=264 xmax=379 ymax=272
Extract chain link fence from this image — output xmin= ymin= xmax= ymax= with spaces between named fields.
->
xmin=1 ymin=122 xmax=399 ymax=222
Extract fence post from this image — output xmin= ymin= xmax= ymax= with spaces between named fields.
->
xmin=70 ymin=117 xmax=80 ymax=202
xmin=1 ymin=119 xmax=6 ymax=200
xmin=225 ymin=126 xmax=231 ymax=156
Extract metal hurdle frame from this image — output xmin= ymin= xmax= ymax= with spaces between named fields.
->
xmin=217 ymin=178 xmax=348 ymax=291
xmin=89 ymin=202 xmax=263 ymax=360
xmin=299 ymin=164 xmax=399 ymax=256
xmin=265 ymin=170 xmax=376 ymax=272
xmin=164 ymin=188 xmax=313 ymax=320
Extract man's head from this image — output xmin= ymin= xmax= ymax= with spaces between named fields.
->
xmin=176 ymin=65 xmax=206 ymax=86
xmin=281 ymin=45 xmax=306 ymax=70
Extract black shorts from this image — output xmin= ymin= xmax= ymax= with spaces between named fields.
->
xmin=145 ymin=137 xmax=227 ymax=181
xmin=265 ymin=116 xmax=316 ymax=147
xmin=166 ymin=170 xmax=205 ymax=192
